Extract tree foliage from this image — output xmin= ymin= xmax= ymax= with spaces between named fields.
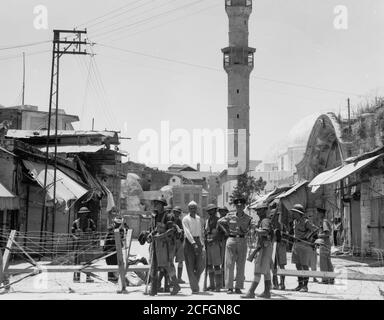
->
xmin=229 ymin=173 xmax=267 ymax=206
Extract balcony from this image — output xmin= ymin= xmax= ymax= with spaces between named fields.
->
xmin=222 ymin=47 xmax=255 ymax=68
xmin=225 ymin=0 xmax=252 ymax=7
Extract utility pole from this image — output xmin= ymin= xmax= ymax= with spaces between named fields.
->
xmin=22 ymin=52 xmax=25 ymax=105
xmin=347 ymin=98 xmax=351 ymax=134
xmin=40 ymin=29 xmax=89 ymax=241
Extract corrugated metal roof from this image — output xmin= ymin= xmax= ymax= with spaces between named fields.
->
xmin=38 ymin=145 xmax=105 ymax=154
xmin=6 ymin=129 xmax=117 ymax=139
xmin=309 ymin=154 xmax=383 ymax=186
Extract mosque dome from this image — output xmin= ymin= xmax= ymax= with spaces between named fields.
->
xmin=286 ymin=113 xmax=320 ymax=148
xmin=262 ymin=113 xmax=321 ymax=162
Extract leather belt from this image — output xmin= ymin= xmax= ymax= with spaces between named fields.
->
xmin=229 ymin=235 xmax=245 ymax=238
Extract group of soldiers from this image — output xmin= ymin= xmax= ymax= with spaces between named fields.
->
xmin=138 ymin=195 xmax=335 ymax=298
xmin=69 ymin=196 xmax=334 ymax=298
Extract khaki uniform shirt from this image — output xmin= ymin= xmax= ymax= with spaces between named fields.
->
xmin=218 ymin=211 xmax=254 ymax=237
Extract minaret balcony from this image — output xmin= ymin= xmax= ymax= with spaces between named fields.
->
xmin=222 ymin=46 xmax=256 ymax=68
xmin=225 ymin=0 xmax=252 ymax=7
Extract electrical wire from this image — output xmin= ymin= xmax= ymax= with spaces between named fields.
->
xmin=105 ymin=2 xmax=221 ymax=43
xmin=91 ymin=0 xmax=206 ymax=40
xmin=96 ymin=43 xmax=364 ymax=97
xmin=0 ymin=40 xmax=50 ymax=51
xmin=76 ymin=0 xmax=148 ymax=28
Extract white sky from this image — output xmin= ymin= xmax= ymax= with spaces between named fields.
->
xmin=1 ymin=0 xmax=384 ymax=172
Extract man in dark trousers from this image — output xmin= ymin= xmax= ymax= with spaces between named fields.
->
xmin=72 ymin=206 xmax=97 ymax=283
xmin=217 ymin=206 xmax=229 ymax=288
xmin=241 ymin=202 xmax=273 ymax=299
xmin=316 ymin=207 xmax=334 ymax=284
xmin=204 ymin=204 xmax=223 ymax=292
xmin=270 ymin=201 xmax=288 ymax=290
xmin=173 ymin=206 xmax=185 ymax=284
xmin=182 ymin=201 xmax=205 ymax=294
xmin=103 ymin=216 xmax=127 ymax=283
xmin=218 ymin=196 xmax=253 ymax=294
xmin=290 ymin=204 xmax=317 ymax=292
xmin=146 ymin=197 xmax=181 ymax=296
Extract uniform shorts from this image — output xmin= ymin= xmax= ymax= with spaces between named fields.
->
xmin=275 ymin=241 xmax=287 ymax=266
xmin=154 ymin=238 xmax=173 ymax=268
xmin=254 ymin=242 xmax=273 ymax=275
xmin=292 ymin=242 xmax=313 ymax=266
xmin=175 ymin=239 xmax=185 ymax=262
xmin=207 ymin=241 xmax=222 ymax=266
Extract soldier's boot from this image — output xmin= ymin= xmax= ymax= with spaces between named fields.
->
xmin=207 ymin=272 xmax=215 ymax=291
xmin=214 ymin=273 xmax=222 ymax=292
xmin=299 ymin=278 xmax=308 ymax=292
xmin=157 ymin=270 xmax=165 ymax=292
xmin=170 ymin=276 xmax=181 ymax=296
xmin=294 ymin=277 xmax=303 ymax=291
xmin=258 ymin=280 xmax=272 ymax=299
xmin=272 ymin=275 xmax=279 ymax=290
xmin=73 ymin=272 xmax=80 ymax=283
xmin=279 ymin=276 xmax=286 ymax=290
xmin=164 ymin=275 xmax=171 ymax=293
xmin=177 ymin=265 xmax=185 ymax=284
xmin=149 ymin=275 xmax=158 ymax=296
xmin=241 ymin=281 xmax=259 ymax=299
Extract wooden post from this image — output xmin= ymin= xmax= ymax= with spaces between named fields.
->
xmin=114 ymin=229 xmax=127 ymax=293
xmin=124 ymin=229 xmax=133 ymax=270
xmin=1 ymin=230 xmax=16 ymax=290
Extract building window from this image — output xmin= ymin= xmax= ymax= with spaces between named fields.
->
xmin=224 ymin=53 xmax=230 ymax=66
xmin=226 ymin=192 xmax=229 ymax=202
xmin=237 ymin=114 xmax=239 ymax=119
xmin=173 ymin=193 xmax=181 ymax=205
xmin=184 ymin=193 xmax=190 ymax=205
xmin=172 ymin=178 xmax=176 ymax=182
xmin=248 ymin=53 xmax=254 ymax=66
xmin=236 ymin=89 xmax=239 ymax=94
xmin=194 ymin=193 xmax=199 ymax=203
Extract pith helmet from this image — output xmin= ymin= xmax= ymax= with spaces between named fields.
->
xmin=78 ymin=207 xmax=91 ymax=214
xmin=153 ymin=196 xmax=167 ymax=206
xmin=291 ymin=204 xmax=305 ymax=215
xmin=218 ymin=206 xmax=229 ymax=213
xmin=173 ymin=206 xmax=182 ymax=214
xmin=206 ymin=204 xmax=218 ymax=212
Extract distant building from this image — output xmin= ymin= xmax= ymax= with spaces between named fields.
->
xmin=0 ymin=105 xmax=79 ymax=130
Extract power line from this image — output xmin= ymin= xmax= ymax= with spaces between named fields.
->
xmin=96 ymin=43 xmax=364 ymax=97
xmin=87 ymin=0 xmax=160 ymax=31
xmin=105 ymin=2 xmax=220 ymax=43
xmin=0 ymin=50 xmax=50 ymax=62
xmin=75 ymin=0 xmax=148 ymax=28
xmin=0 ymin=40 xmax=50 ymax=51
xmin=91 ymin=0 xmax=206 ymax=40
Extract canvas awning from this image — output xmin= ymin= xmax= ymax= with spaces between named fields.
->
xmin=23 ymin=160 xmax=89 ymax=209
xmin=309 ymin=154 xmax=382 ymax=187
xmin=276 ymin=180 xmax=308 ymax=211
xmin=0 ymin=182 xmax=19 ymax=210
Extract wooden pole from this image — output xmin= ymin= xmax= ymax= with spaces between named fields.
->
xmin=124 ymin=229 xmax=133 ymax=272
xmin=114 ymin=229 xmax=127 ymax=293
xmin=1 ymin=230 xmax=16 ymax=290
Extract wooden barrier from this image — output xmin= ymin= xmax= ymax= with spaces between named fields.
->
xmin=1 ymin=229 xmax=150 ymax=293
xmin=277 ymin=269 xmax=384 ymax=282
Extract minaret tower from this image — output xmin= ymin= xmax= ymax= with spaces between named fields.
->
xmin=222 ymin=0 xmax=255 ymax=178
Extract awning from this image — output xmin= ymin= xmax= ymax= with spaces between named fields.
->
xmin=309 ymin=154 xmax=382 ymax=187
xmin=0 ymin=182 xmax=19 ymax=210
xmin=276 ymin=180 xmax=308 ymax=212
xmin=248 ymin=187 xmax=290 ymax=209
xmin=23 ymin=160 xmax=89 ymax=209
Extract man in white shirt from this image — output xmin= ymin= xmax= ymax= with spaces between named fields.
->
xmin=182 ymin=201 xmax=205 ymax=294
